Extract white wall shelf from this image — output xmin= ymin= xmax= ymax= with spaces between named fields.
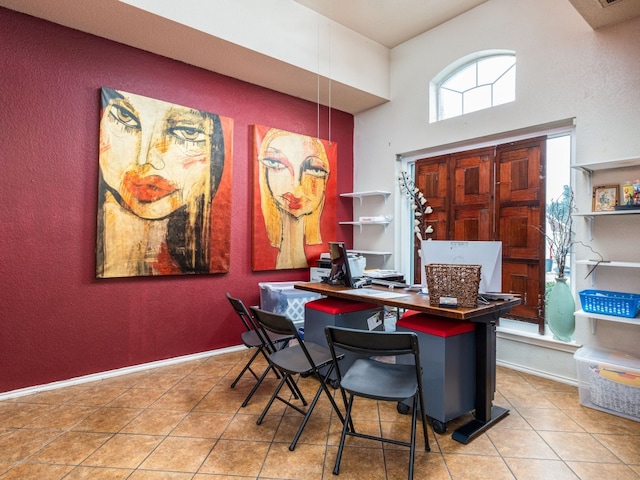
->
xmin=575 ymin=309 xmax=640 ymax=334
xmin=339 ymin=220 xmax=391 ymax=232
xmin=348 ymin=249 xmax=392 ymax=259
xmin=574 ymin=209 xmax=640 ymax=240
xmin=576 ymin=260 xmax=640 ymax=286
xmin=576 ymin=260 xmax=640 ymax=268
xmin=572 ymin=158 xmax=640 ymax=240
xmin=340 ymin=190 xmax=391 ymax=205
xmin=341 ymin=190 xmax=392 ymax=262
xmin=571 ymin=156 xmax=640 ymax=173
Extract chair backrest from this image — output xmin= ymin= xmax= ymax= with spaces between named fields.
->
xmin=226 ymin=292 xmax=260 ymax=333
xmin=324 ymin=326 xmax=423 ymax=386
xmin=250 ymin=306 xmax=307 ymax=356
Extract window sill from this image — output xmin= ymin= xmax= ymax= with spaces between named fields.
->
xmin=497 ymin=318 xmax=581 ymax=354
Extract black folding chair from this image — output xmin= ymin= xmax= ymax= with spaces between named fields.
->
xmin=250 ymin=306 xmax=348 ymax=451
xmin=226 ymin=293 xmax=292 ymax=407
xmin=325 ymin=326 xmax=430 ymax=480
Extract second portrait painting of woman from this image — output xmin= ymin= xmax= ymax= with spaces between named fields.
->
xmin=252 ymin=125 xmax=337 ymax=271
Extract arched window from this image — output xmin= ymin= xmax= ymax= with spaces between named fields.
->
xmin=431 ymin=51 xmax=516 ymax=122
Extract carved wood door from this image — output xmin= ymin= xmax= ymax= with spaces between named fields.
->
xmin=413 ymin=156 xmax=449 ymax=281
xmin=495 ymin=137 xmax=546 ymax=332
xmin=413 ymin=139 xmax=546 ymax=332
xmin=450 ymin=148 xmax=495 ymax=241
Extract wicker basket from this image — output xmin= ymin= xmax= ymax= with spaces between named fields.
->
xmin=588 ymin=365 xmax=640 ymax=418
xmin=425 ymin=263 xmax=482 ymax=308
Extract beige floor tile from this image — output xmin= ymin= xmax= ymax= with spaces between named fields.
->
xmin=516 ymin=407 xmax=585 ymax=432
xmin=487 ymin=428 xmax=559 ymax=459
xmin=63 ymin=465 xmax=133 ymax=479
xmin=198 ymin=438 xmax=270 ymax=476
xmin=0 ymin=428 xmax=62 ymax=462
xmin=443 ymin=453 xmax=515 ymax=480
xmin=120 ymin=409 xmax=186 ymax=435
xmin=148 ymin=388 xmax=207 ymax=411
xmin=566 ymin=461 xmax=640 ymax=480
xmin=489 ymin=409 xmax=533 ymax=430
xmin=0 ymin=402 xmax=57 ymax=428
xmin=71 ymin=407 xmax=141 ymax=433
xmin=323 ymin=444 xmax=387 ymax=479
xmin=593 ymin=433 xmax=640 ymax=464
xmin=504 ymin=458 xmax=579 ymax=479
xmin=23 ymin=404 xmax=97 ymax=430
xmin=28 ymin=431 xmax=111 ymax=464
xmin=0 ymin=462 xmax=74 ymax=480
xmin=564 ymin=407 xmax=640 ymax=435
xmin=260 ymin=442 xmax=326 ymax=479
xmin=138 ymin=436 xmax=215 ymax=472
xmin=132 ymin=470 xmax=195 ymax=479
xmin=82 ymin=433 xmax=163 ymax=468
xmin=436 ymin=431 xmax=500 ymax=456
xmin=133 ymin=374 xmax=185 ymax=390
xmin=131 ymin=471 xmax=194 ymax=479
xmin=171 ymin=411 xmax=233 ymax=438
xmin=222 ymin=412 xmax=280 ymax=443
xmin=538 ymin=431 xmax=623 ymax=463
xmin=275 ymin=412 xmax=332 ymax=446
xmin=65 ymin=386 xmax=128 ymax=407
xmin=106 ymin=388 xmax=166 ymax=408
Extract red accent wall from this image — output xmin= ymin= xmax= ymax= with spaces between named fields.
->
xmin=0 ymin=8 xmax=354 ymax=393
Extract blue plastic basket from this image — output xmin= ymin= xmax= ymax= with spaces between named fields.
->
xmin=579 ymin=289 xmax=640 ymax=318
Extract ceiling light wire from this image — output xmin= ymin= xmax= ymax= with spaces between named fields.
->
xmin=328 ymin=0 xmax=332 ymax=145
xmin=316 ymin=6 xmax=321 ymax=140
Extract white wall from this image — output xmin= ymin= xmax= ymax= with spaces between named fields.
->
xmin=353 ymin=0 xmax=640 ymax=360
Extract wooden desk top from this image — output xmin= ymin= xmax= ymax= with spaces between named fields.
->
xmin=295 ymin=282 xmax=520 ymax=322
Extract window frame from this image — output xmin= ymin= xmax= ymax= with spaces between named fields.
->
xmin=430 ymin=50 xmax=516 ymax=123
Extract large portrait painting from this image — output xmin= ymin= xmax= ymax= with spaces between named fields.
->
xmin=97 ymin=87 xmax=233 ymax=278
xmin=252 ymin=125 xmax=337 ymax=271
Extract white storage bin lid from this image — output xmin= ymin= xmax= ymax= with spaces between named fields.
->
xmin=258 ymin=281 xmax=299 ymax=290
xmin=574 ymin=345 xmax=640 ymax=371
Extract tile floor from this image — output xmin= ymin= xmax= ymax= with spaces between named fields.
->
xmin=0 ymin=349 xmax=639 ymax=479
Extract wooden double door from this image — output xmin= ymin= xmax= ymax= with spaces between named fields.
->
xmin=414 ymin=137 xmax=546 ymax=331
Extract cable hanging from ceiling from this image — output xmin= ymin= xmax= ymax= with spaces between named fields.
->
xmin=316 ymin=0 xmax=332 ymax=144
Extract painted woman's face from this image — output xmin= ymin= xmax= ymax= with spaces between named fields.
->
xmin=260 ymin=133 xmax=329 ymax=218
xmin=99 ymin=91 xmax=213 ymax=220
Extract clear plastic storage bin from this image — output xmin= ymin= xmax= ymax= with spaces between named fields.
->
xmin=574 ymin=345 xmax=640 ymax=421
xmin=258 ymin=282 xmax=321 ymax=325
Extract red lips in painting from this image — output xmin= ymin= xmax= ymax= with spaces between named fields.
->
xmin=123 ymin=172 xmax=178 ymax=203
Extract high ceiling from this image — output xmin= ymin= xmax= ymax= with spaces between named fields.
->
xmin=293 ymin=0 xmax=487 ymax=48
xmin=294 ymin=0 xmax=640 ymax=46
xmin=1 ymin=0 xmax=639 ymax=113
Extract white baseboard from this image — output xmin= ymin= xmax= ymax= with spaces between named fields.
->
xmin=497 ymin=319 xmax=581 ymax=386
xmin=0 ymin=345 xmax=244 ymax=401
xmin=496 ymin=359 xmax=578 ymax=387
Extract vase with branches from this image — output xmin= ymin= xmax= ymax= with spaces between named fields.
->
xmin=397 ymin=171 xmax=433 ymax=247
xmin=541 ymin=185 xmax=577 ymax=341
xmin=545 ymin=185 xmax=574 ymax=279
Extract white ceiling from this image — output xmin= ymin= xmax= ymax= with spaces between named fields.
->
xmin=293 ymin=0 xmax=487 ymax=48
xmin=1 ymin=0 xmax=639 ymax=113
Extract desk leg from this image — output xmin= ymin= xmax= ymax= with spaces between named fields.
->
xmin=452 ymin=319 xmax=509 ymax=444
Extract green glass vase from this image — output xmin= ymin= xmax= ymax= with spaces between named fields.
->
xmin=546 ymin=277 xmax=575 ymax=342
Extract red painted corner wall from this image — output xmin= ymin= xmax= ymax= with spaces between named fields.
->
xmin=0 ymin=8 xmax=354 ymax=393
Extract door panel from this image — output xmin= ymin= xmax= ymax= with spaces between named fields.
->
xmin=496 ymin=138 xmax=546 ymax=332
xmin=451 ymin=148 xmax=495 ymax=241
xmin=413 ymin=157 xmax=449 ymax=282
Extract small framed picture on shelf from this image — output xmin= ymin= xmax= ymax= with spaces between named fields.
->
xmin=592 ymin=184 xmax=619 ymax=212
